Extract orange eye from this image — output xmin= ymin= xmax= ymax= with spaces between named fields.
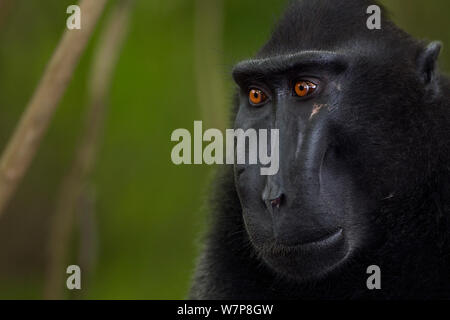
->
xmin=249 ymin=88 xmax=267 ymax=105
xmin=294 ymin=81 xmax=317 ymax=97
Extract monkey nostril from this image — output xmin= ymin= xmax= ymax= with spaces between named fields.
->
xmin=270 ymin=196 xmax=282 ymax=209
xmin=262 ymin=177 xmax=284 ymax=212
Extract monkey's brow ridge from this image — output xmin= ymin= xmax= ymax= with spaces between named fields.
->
xmin=232 ymin=51 xmax=348 ymax=81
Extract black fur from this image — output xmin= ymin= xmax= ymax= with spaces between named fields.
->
xmin=190 ymin=0 xmax=450 ymax=299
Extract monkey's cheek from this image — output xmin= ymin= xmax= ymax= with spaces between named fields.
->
xmin=234 ymin=165 xmax=265 ymax=205
xmin=234 ymin=172 xmax=273 ymax=244
xmin=241 ymin=208 xmax=274 ymax=246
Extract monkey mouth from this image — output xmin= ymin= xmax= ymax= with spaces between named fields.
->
xmin=259 ymin=227 xmax=349 ymax=281
xmin=278 ymin=227 xmax=343 ymax=250
xmin=270 ymin=227 xmax=344 ymax=252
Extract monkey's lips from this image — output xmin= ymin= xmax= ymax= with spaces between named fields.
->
xmin=281 ymin=227 xmax=343 ymax=249
xmin=258 ymin=227 xmax=349 ymax=281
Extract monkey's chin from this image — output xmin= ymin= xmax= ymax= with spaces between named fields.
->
xmin=258 ymin=228 xmax=350 ymax=282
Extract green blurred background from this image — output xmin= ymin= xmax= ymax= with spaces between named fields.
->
xmin=0 ymin=0 xmax=448 ymax=299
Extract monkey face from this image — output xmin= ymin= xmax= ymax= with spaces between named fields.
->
xmin=231 ymin=48 xmax=434 ymax=281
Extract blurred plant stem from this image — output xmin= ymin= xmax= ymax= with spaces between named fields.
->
xmin=0 ymin=0 xmax=108 ymax=217
xmin=194 ymin=0 xmax=227 ymax=131
xmin=75 ymin=185 xmax=98 ymax=299
xmin=43 ymin=0 xmax=134 ymax=299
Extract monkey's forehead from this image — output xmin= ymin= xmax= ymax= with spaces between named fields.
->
xmin=256 ymin=0 xmax=418 ymax=59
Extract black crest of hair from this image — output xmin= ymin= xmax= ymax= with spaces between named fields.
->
xmin=190 ymin=0 xmax=450 ymax=299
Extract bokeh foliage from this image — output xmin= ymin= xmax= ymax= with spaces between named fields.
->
xmin=0 ymin=0 xmax=448 ymax=299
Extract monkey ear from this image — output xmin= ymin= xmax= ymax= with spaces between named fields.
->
xmin=417 ymin=41 xmax=442 ymax=84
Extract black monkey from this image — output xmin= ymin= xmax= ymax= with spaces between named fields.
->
xmin=190 ymin=0 xmax=450 ymax=299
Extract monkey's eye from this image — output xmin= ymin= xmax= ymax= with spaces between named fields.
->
xmin=294 ymin=80 xmax=317 ymax=97
xmin=248 ymin=88 xmax=268 ymax=106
